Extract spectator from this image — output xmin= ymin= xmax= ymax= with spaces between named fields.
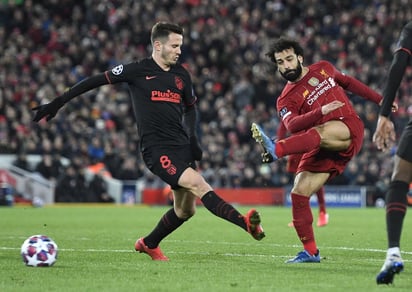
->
xmin=116 ymin=156 xmax=143 ymax=181
xmin=34 ymin=153 xmax=58 ymax=181
xmin=88 ymin=137 xmax=105 ymax=164
xmin=88 ymin=170 xmax=115 ymax=203
xmin=12 ymin=152 xmax=32 ymax=172
xmin=54 ymin=164 xmax=88 ymax=202
xmin=102 ymin=143 xmax=123 ymax=178
xmin=0 ymin=0 xmax=409 ymax=191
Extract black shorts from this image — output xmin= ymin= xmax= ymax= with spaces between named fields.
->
xmin=396 ymin=118 xmax=412 ymax=162
xmin=142 ymin=144 xmax=196 ymax=189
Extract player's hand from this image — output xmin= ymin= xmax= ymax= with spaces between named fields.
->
xmin=379 ymin=100 xmax=398 ymax=112
xmin=391 ymin=102 xmax=398 ymax=112
xmin=190 ymin=136 xmax=203 ymax=161
xmin=321 ymin=101 xmax=345 ymax=115
xmin=32 ymin=97 xmax=65 ymax=122
xmin=373 ymin=115 xmax=396 ymax=152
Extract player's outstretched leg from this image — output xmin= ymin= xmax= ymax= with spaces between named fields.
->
xmin=376 ymin=248 xmax=404 ymax=285
xmin=244 ymin=208 xmax=265 ymax=240
xmin=135 ymin=238 xmax=169 ymax=261
xmin=201 ymin=191 xmax=265 ymax=241
xmin=251 ymin=123 xmax=277 ymax=163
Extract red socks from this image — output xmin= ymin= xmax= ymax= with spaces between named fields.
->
xmin=276 ymin=128 xmax=321 ymax=158
xmin=316 ymin=187 xmax=326 ymax=213
xmin=291 ymin=193 xmax=318 ymax=255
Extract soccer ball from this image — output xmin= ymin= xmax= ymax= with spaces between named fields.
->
xmin=21 ymin=235 xmax=58 ymax=267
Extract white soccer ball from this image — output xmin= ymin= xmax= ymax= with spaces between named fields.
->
xmin=21 ymin=235 xmax=58 ymax=267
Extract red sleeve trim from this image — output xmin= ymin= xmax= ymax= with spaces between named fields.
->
xmin=185 ymin=96 xmax=197 ymax=107
xmin=397 ymin=47 xmax=412 ymax=56
xmin=104 ymin=71 xmax=112 ymax=84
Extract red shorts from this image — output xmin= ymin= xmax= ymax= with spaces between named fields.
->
xmin=286 ymin=153 xmax=302 ymax=173
xmin=296 ymin=115 xmax=364 ymax=180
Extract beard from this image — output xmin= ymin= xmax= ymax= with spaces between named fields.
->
xmin=279 ymin=63 xmax=303 ymax=82
xmin=161 ymin=50 xmax=178 ymax=66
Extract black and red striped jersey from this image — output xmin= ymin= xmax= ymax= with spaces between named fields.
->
xmin=104 ymin=58 xmax=197 ymax=150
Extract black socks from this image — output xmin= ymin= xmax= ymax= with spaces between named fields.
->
xmin=144 ymin=208 xmax=186 ymax=248
xmin=386 ymin=180 xmax=409 ymax=248
xmin=201 ymin=191 xmax=247 ymax=230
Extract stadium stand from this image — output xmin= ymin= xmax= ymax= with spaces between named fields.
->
xmin=0 ymin=0 xmax=411 ymax=203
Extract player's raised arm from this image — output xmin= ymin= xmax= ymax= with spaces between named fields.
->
xmin=32 ymin=73 xmax=110 ymax=122
xmin=333 ymin=68 xmax=382 ymax=104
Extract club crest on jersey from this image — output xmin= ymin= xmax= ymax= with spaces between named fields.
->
xmin=167 ymin=164 xmax=177 ymax=175
xmin=308 ymin=77 xmax=319 ymax=87
xmin=320 ymin=69 xmax=329 ymax=78
xmin=175 ymin=76 xmax=183 ymax=90
xmin=111 ymin=64 xmax=123 ymax=75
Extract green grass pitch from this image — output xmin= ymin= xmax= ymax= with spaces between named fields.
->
xmin=1 ymin=205 xmax=411 ymax=291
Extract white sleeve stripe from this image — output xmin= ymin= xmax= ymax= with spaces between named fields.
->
xmin=282 ymin=111 xmax=291 ymax=120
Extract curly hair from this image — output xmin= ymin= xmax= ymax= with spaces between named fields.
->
xmin=265 ymin=37 xmax=304 ymax=63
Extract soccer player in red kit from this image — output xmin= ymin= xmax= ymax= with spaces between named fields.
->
xmin=252 ymin=37 xmax=383 ymax=263
xmin=276 ymin=122 xmax=328 ymax=228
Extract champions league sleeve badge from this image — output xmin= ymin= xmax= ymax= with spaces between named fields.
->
xmin=111 ymin=64 xmax=124 ymax=75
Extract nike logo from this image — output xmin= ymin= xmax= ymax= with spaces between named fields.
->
xmin=145 ymin=75 xmax=157 ymax=80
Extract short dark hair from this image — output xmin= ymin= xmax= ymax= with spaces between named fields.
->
xmin=151 ymin=22 xmax=183 ymax=45
xmin=265 ymin=37 xmax=304 ymax=63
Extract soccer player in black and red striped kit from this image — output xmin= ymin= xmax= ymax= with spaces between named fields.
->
xmin=373 ymin=21 xmax=412 ymax=285
xmin=32 ymin=22 xmax=265 ymax=261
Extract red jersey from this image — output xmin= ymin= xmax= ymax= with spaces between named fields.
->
xmin=276 ymin=60 xmax=382 ymax=178
xmin=277 ymin=60 xmax=382 ymax=134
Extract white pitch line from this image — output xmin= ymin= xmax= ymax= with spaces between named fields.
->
xmin=3 ymin=241 xmax=412 ymax=259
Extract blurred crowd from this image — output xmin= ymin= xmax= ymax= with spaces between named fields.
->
xmin=1 ymin=0 xmax=412 ymax=200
